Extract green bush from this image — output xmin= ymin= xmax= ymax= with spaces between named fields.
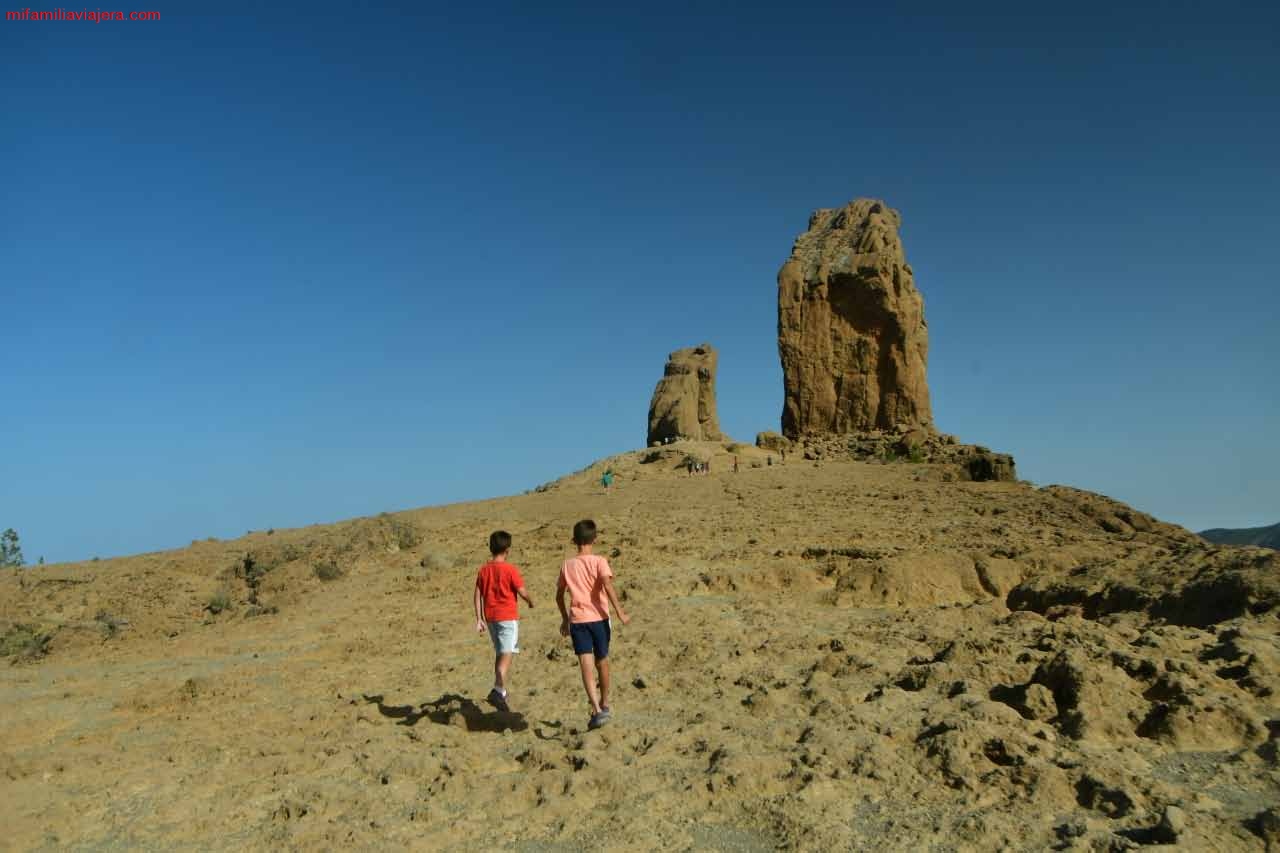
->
xmin=314 ymin=561 xmax=345 ymax=582
xmin=907 ymin=444 xmax=926 ymax=464
xmin=1 ymin=624 xmax=51 ymax=661
xmin=206 ymin=590 xmax=232 ymax=614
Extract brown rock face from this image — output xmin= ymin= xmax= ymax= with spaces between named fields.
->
xmin=778 ymin=198 xmax=932 ymax=438
xmin=647 ymin=344 xmax=723 ymax=445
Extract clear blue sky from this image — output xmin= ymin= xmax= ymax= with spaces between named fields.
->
xmin=3 ymin=1 xmax=1277 ymax=563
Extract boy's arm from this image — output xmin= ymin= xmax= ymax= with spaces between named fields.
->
xmin=556 ymin=578 xmax=570 ymax=636
xmin=603 ymin=576 xmax=630 ymax=625
xmin=512 ymin=568 xmax=533 ymax=608
xmin=473 ymin=584 xmax=486 ymax=633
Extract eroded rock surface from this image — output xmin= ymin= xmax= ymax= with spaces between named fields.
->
xmin=647 ymin=343 xmax=723 ymax=445
xmin=778 ymin=198 xmax=932 ymax=438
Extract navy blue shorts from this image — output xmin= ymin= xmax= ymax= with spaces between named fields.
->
xmin=569 ymin=619 xmax=611 ymax=659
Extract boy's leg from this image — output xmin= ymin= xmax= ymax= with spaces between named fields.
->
xmin=494 ymin=652 xmax=513 ymax=692
xmin=487 ymin=621 xmax=517 ymax=711
xmin=590 ymin=619 xmax=613 ymax=712
xmin=577 ymin=654 xmax=602 ymax=714
xmin=597 ymin=657 xmax=611 ymax=711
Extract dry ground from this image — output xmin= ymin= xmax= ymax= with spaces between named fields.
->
xmin=2 ymin=440 xmax=1278 ymax=851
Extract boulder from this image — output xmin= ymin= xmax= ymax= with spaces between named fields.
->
xmin=755 ymin=431 xmax=792 ymax=453
xmin=966 ymin=451 xmax=1018 ymax=482
xmin=647 ymin=344 xmax=724 ymax=445
xmin=777 ymin=199 xmax=933 ymax=438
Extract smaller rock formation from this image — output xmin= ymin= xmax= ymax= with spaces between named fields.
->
xmin=647 ymin=344 xmax=724 ymax=446
xmin=755 ymin=431 xmax=792 ymax=454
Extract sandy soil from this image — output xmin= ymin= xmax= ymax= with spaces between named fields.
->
xmin=2 ymin=440 xmax=1278 ymax=851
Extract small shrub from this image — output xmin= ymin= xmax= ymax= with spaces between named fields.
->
xmin=879 ymin=447 xmax=901 ymax=464
xmin=206 ymin=590 xmax=232 ymax=614
xmin=907 ymin=444 xmax=926 ymax=464
xmin=419 ymin=551 xmax=454 ymax=573
xmin=94 ymin=610 xmax=125 ymax=637
xmin=1 ymin=624 xmax=52 ymax=661
xmin=314 ymin=561 xmax=345 ymax=582
xmin=388 ymin=518 xmax=423 ymax=551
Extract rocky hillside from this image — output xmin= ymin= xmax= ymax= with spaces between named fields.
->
xmin=1202 ymin=522 xmax=1280 ymax=551
xmin=3 ymin=441 xmax=1278 ymax=850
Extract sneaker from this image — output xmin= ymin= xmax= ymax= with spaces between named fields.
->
xmin=587 ymin=710 xmax=611 ymax=730
xmin=487 ymin=688 xmax=510 ymax=713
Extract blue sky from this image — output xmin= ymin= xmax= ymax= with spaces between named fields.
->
xmin=3 ymin=1 xmax=1277 ymax=563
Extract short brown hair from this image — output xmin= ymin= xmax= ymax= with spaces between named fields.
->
xmin=572 ymin=519 xmax=597 ymax=546
xmin=489 ymin=530 xmax=512 ymax=555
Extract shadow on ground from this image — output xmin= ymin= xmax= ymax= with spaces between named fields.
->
xmin=363 ymin=692 xmax=529 ymax=733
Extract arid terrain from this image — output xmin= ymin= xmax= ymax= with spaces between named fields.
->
xmin=3 ymin=439 xmax=1279 ymax=851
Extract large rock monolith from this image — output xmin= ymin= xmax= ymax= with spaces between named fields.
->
xmin=647 ymin=344 xmax=723 ymax=445
xmin=777 ymin=198 xmax=933 ymax=438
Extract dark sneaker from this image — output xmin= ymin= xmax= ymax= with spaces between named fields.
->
xmin=487 ymin=688 xmax=510 ymax=712
xmin=587 ymin=710 xmax=611 ymax=730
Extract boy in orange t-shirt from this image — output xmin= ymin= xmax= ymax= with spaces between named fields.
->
xmin=474 ymin=530 xmax=534 ymax=712
xmin=556 ymin=519 xmax=631 ymax=730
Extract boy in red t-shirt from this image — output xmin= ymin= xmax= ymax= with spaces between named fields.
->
xmin=473 ymin=530 xmax=534 ymax=712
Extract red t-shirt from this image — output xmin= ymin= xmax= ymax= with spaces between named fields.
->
xmin=475 ymin=560 xmax=524 ymax=622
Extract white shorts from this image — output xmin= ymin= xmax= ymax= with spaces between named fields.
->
xmin=487 ymin=620 xmax=519 ymax=655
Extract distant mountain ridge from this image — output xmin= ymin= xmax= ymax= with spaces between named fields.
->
xmin=1200 ymin=521 xmax=1280 ymax=550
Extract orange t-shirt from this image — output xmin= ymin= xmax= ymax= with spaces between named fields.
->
xmin=557 ymin=554 xmax=614 ymax=623
xmin=475 ymin=560 xmax=524 ymax=622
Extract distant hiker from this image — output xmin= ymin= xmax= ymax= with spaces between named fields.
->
xmin=474 ymin=530 xmax=534 ymax=713
xmin=780 ymin=448 xmax=786 ymax=462
xmin=687 ymin=459 xmax=694 ymax=476
xmin=733 ymin=455 xmax=739 ymax=473
xmin=767 ymin=455 xmax=773 ymax=466
xmin=601 ymin=468 xmax=614 ymax=492
xmin=557 ymin=519 xmax=631 ymax=730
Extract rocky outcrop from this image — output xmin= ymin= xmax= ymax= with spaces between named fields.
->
xmin=777 ymin=198 xmax=932 ymax=438
xmin=647 ymin=344 xmax=723 ymax=445
xmin=755 ymin=431 xmax=792 ymax=454
xmin=795 ymin=431 xmax=1017 ymax=481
